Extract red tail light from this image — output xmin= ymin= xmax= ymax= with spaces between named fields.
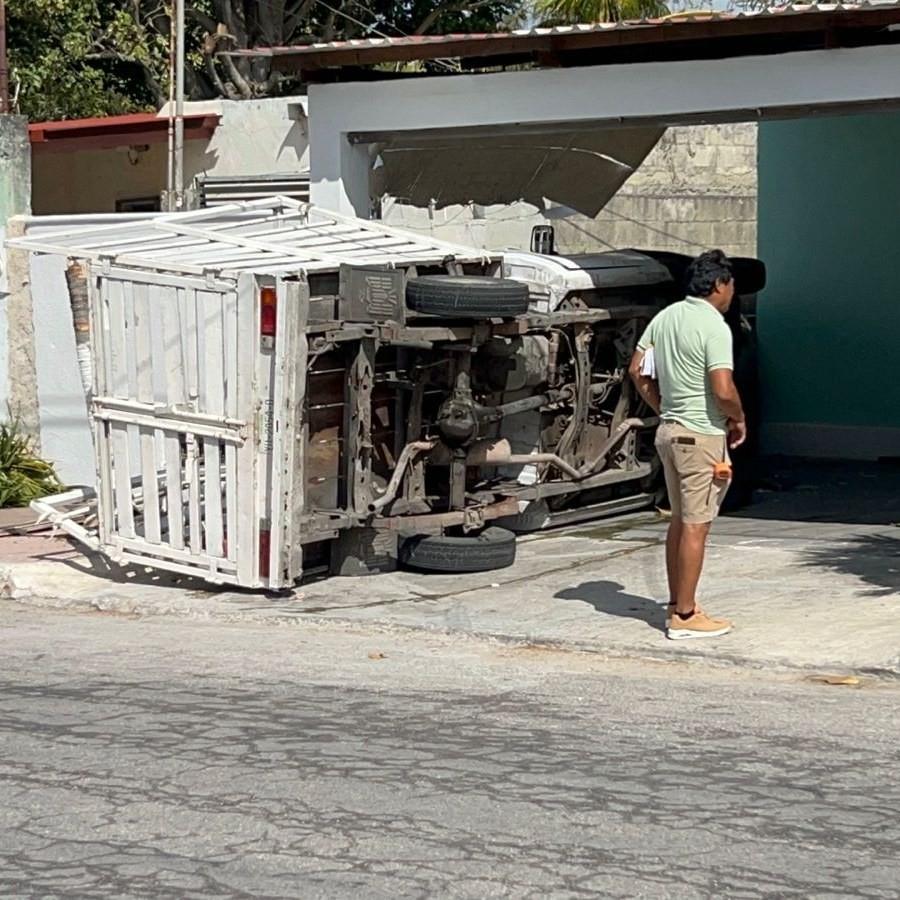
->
xmin=260 ymin=286 xmax=277 ymax=337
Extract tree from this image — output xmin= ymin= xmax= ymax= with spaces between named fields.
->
xmin=180 ymin=1 xmax=527 ymax=99
xmin=7 ymin=0 xmax=192 ymax=118
xmin=6 ymin=0 xmax=159 ymax=120
xmin=7 ymin=0 xmax=524 ymax=120
xmin=533 ymin=0 xmax=669 ymax=25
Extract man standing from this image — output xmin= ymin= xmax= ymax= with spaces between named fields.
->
xmin=629 ymin=250 xmax=746 ymax=640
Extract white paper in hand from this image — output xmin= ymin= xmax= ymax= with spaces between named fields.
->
xmin=640 ymin=347 xmax=656 ymax=379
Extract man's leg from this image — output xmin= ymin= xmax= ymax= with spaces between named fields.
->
xmin=656 ymin=424 xmax=682 ymax=614
xmin=673 ymin=521 xmax=711 ymax=615
xmin=666 ymin=516 xmax=682 ymax=606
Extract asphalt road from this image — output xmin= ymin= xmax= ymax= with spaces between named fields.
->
xmin=1 ymin=606 xmax=898 ymax=899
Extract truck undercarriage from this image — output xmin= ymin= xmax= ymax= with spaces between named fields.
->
xmin=302 ymin=266 xmax=667 ymax=576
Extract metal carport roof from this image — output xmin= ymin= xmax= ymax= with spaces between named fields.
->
xmin=228 ymin=2 xmax=900 ymax=76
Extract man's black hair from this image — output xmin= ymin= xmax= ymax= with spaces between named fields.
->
xmin=686 ymin=249 xmax=733 ymax=298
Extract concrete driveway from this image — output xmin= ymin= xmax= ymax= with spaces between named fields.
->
xmin=3 ymin=460 xmax=899 ymax=678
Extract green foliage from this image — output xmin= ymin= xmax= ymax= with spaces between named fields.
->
xmin=6 ymin=0 xmax=525 ymax=120
xmin=7 ymin=0 xmax=154 ymax=119
xmin=0 ymin=421 xmax=64 ymax=509
xmin=355 ymin=2 xmax=524 ymax=37
xmin=534 ymin=0 xmax=669 ymax=25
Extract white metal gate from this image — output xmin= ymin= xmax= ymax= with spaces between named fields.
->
xmin=10 ymin=198 xmax=491 ymax=589
xmin=89 ymin=265 xmax=304 ymax=589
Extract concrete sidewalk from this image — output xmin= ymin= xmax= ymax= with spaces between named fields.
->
xmin=3 ymin=504 xmax=898 ymax=678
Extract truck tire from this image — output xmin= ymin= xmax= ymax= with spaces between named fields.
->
xmin=633 ymin=250 xmax=766 ymax=296
xmin=406 ymin=276 xmax=529 ymax=318
xmin=731 ymin=257 xmax=767 ymax=295
xmin=399 ymin=526 xmax=517 ymax=573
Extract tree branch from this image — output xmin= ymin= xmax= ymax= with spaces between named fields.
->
xmin=414 ymin=0 xmax=502 ymax=32
xmin=186 ymin=8 xmax=218 ymax=34
xmin=137 ymin=58 xmax=167 ymax=107
xmin=256 ymin=0 xmax=286 ymax=45
xmin=321 ymin=6 xmax=338 ymax=42
xmin=285 ymin=0 xmax=318 ymax=39
xmin=219 ymin=52 xmax=254 ymax=98
xmin=211 ymin=0 xmax=249 ymax=46
xmin=204 ymin=53 xmax=233 ymax=98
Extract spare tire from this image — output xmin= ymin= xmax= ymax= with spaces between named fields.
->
xmin=406 ymin=275 xmax=529 ymax=319
xmin=399 ymin=526 xmax=517 ymax=573
xmin=730 ymin=257 xmax=767 ymax=295
xmin=631 ymin=251 xmax=767 ymax=296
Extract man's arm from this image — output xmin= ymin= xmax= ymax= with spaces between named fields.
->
xmin=708 ymin=368 xmax=746 ymax=448
xmin=629 ymin=350 xmax=661 ymax=415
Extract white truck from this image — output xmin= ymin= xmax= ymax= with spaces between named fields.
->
xmin=16 ymin=201 xmax=763 ymax=588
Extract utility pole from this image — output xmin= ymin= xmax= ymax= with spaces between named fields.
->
xmin=165 ymin=2 xmax=176 ymax=208
xmin=0 ymin=0 xmax=10 ymax=114
xmin=173 ymin=0 xmax=185 ymax=209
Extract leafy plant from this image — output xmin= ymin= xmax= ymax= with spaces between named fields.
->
xmin=0 ymin=421 xmax=64 ymax=508
xmin=533 ymin=0 xmax=669 ymax=25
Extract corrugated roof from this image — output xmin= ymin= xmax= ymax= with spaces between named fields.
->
xmin=228 ymin=2 xmax=900 ymax=70
xmin=9 ymin=198 xmax=493 ymax=276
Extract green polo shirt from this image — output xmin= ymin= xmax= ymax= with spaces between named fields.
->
xmin=637 ymin=296 xmax=733 ymax=436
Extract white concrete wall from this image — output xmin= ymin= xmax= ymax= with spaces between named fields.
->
xmin=29 ymin=252 xmax=95 ymax=485
xmin=383 ymin=199 xmax=545 ymax=253
xmin=7 ymin=218 xmax=161 ymax=486
xmin=180 ymin=96 xmax=309 ymax=179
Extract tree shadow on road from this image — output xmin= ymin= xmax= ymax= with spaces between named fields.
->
xmin=555 ymin=581 xmax=667 ymax=633
xmin=800 ymin=533 xmax=900 ymax=598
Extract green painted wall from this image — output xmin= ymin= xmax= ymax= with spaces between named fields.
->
xmin=757 ymin=112 xmax=900 ymax=437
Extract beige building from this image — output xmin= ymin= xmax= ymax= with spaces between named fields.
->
xmin=29 ymin=99 xmax=310 ymax=215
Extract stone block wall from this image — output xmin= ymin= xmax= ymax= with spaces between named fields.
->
xmin=555 ymin=123 xmax=758 ymax=257
xmin=384 ymin=123 xmax=758 ymax=259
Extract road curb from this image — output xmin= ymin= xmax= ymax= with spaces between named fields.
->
xmin=4 ymin=568 xmax=898 ymax=683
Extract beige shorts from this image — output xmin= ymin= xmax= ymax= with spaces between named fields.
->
xmin=655 ymin=421 xmax=731 ymax=525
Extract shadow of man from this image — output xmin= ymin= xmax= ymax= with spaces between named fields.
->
xmin=555 ymin=581 xmax=666 ymax=634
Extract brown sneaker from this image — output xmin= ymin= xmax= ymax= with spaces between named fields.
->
xmin=667 ymin=608 xmax=732 ymax=640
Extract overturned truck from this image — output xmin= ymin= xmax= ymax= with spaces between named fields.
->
xmin=16 ymin=199 xmax=763 ymax=590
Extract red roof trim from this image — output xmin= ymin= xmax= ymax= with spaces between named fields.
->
xmin=29 ymin=113 xmax=220 ymax=153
